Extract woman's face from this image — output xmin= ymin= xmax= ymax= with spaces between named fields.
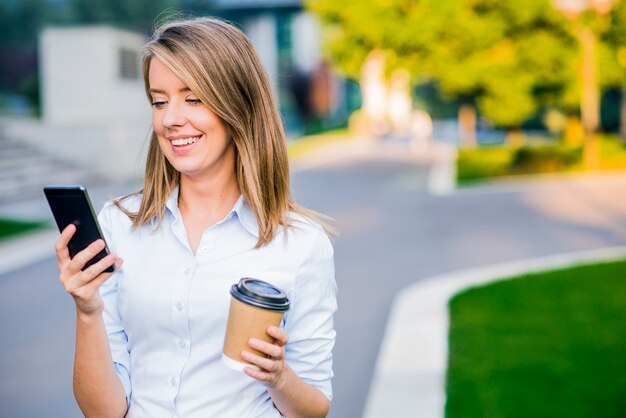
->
xmin=148 ymin=57 xmax=234 ymax=181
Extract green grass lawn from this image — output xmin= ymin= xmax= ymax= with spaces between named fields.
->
xmin=446 ymin=259 xmax=626 ymax=418
xmin=0 ymin=218 xmax=47 ymax=241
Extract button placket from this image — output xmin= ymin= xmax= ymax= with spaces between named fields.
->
xmin=169 ymin=262 xmax=193 ymax=397
xmin=195 ymin=223 xmax=225 ymax=262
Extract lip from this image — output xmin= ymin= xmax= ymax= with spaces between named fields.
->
xmin=167 ymin=134 xmax=202 ymax=142
xmin=168 ymin=134 xmax=203 ymax=155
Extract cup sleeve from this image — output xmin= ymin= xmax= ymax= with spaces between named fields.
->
xmin=283 ymin=230 xmax=337 ymax=401
xmin=98 ymin=205 xmax=132 ymax=403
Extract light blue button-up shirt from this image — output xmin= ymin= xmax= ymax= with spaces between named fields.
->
xmin=98 ymin=187 xmax=337 ymax=417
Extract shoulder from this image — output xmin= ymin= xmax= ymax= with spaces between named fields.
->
xmin=98 ymin=192 xmax=143 ymax=226
xmin=287 ymin=212 xmax=334 ymax=260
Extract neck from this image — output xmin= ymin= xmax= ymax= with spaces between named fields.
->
xmin=178 ymin=170 xmax=240 ymax=219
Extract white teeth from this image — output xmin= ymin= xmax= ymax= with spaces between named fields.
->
xmin=171 ymin=136 xmax=200 ymax=146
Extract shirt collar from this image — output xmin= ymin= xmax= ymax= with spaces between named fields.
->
xmin=164 ymin=185 xmax=182 ymax=223
xmin=163 ymin=185 xmax=259 ymax=238
xmin=230 ymin=194 xmax=260 ymax=238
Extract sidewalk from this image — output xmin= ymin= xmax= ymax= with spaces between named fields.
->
xmin=362 ymin=246 xmax=626 ymax=418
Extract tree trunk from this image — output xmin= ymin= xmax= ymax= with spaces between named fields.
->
xmin=579 ymin=26 xmax=600 ymax=169
xmin=564 ymin=116 xmax=584 ymax=146
xmin=619 ymin=83 xmax=626 ymax=142
xmin=506 ymin=129 xmax=525 ymax=147
xmin=458 ymin=104 xmax=476 ymax=148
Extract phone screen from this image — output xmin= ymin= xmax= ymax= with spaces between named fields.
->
xmin=44 ymin=185 xmax=114 ymax=272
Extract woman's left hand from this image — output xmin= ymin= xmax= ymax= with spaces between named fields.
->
xmin=242 ymin=325 xmax=289 ymax=390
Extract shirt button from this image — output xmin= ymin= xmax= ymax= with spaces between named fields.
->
xmin=168 ymin=377 xmax=176 ymax=386
xmin=178 ymin=339 xmax=187 ymax=349
xmin=184 ymin=268 xmax=191 ymax=275
xmin=176 ymin=302 xmax=184 ymax=312
xmin=200 ymin=247 xmax=209 ymax=254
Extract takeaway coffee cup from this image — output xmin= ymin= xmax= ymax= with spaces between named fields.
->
xmin=222 ymin=278 xmax=290 ymax=372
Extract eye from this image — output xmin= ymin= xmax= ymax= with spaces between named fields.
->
xmin=152 ymin=100 xmax=167 ymax=109
xmin=186 ymin=98 xmax=202 ymax=106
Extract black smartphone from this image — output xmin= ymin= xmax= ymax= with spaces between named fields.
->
xmin=44 ymin=185 xmax=115 ymax=273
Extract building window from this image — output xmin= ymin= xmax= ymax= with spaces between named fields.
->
xmin=119 ymin=48 xmax=138 ymax=80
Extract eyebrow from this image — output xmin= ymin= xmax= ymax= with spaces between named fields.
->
xmin=148 ymin=87 xmax=192 ymax=94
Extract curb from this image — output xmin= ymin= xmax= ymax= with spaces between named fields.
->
xmin=363 ymin=246 xmax=626 ymax=418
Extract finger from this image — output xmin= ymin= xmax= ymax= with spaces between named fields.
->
xmin=82 ymin=253 xmax=121 ymax=281
xmin=79 ymin=261 xmax=119 ymax=294
xmin=67 ymin=239 xmax=106 ymax=273
xmin=248 ymin=338 xmax=284 ymax=360
xmin=241 ymin=350 xmax=279 ymax=372
xmin=64 ymin=253 xmax=118 ymax=291
xmin=267 ymin=326 xmax=289 ymax=346
xmin=243 ymin=365 xmax=275 ymax=383
xmin=55 ymin=224 xmax=76 ymax=264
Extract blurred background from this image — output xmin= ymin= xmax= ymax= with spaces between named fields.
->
xmin=1 ymin=0 xmax=625 ymax=417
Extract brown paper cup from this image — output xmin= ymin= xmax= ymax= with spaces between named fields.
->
xmin=222 ymin=278 xmax=290 ymax=372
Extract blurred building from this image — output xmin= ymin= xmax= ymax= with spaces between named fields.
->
xmin=0 ymin=1 xmax=358 ymax=199
xmin=2 ymin=26 xmax=150 ymax=186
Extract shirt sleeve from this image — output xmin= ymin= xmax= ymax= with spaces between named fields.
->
xmin=98 ymin=204 xmax=132 ymax=402
xmin=284 ymin=228 xmax=337 ymax=401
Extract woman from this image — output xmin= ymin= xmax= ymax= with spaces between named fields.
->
xmin=55 ymin=17 xmax=336 ymax=417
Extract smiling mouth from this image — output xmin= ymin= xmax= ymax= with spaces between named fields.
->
xmin=170 ymin=136 xmax=201 ymax=146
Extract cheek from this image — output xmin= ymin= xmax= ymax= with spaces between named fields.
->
xmin=152 ymin=114 xmax=162 ymax=134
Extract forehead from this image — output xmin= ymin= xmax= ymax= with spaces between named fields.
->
xmin=148 ymin=57 xmax=188 ymax=90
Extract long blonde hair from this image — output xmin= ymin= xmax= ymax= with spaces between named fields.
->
xmin=116 ymin=17 xmax=328 ymax=247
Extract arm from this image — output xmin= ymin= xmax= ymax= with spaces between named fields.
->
xmin=55 ymin=224 xmax=128 ymax=417
xmin=243 ymin=327 xmax=330 ymax=418
xmin=242 ymin=229 xmax=337 ymax=417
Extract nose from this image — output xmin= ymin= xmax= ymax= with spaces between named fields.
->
xmin=161 ymin=101 xmax=186 ymax=128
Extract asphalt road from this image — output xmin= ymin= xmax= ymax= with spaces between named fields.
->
xmin=2 ymin=142 xmax=626 ymax=418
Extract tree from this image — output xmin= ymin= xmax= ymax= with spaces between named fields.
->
xmin=602 ymin=0 xmax=626 ymax=140
xmin=307 ymin=0 xmax=626 ymax=148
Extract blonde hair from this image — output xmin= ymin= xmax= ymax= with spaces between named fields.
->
xmin=116 ymin=17 xmax=329 ymax=247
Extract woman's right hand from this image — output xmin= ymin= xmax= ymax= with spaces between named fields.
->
xmin=55 ymin=224 xmax=123 ymax=316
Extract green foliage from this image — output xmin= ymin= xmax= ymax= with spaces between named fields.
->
xmin=446 ymin=258 xmax=626 ymax=418
xmin=598 ymin=133 xmax=626 ymax=168
xmin=307 ymin=0 xmax=626 ymax=129
xmin=456 ymin=142 xmax=583 ymax=182
xmin=456 ymin=146 xmax=514 ymax=182
xmin=510 ymin=144 xmax=582 ymax=172
xmin=306 ymin=0 xmax=436 ymax=79
xmin=0 ymin=219 xmax=46 ymax=241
